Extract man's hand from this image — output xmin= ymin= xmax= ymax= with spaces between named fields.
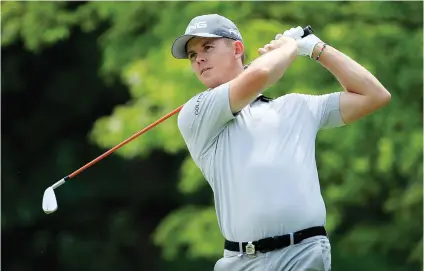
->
xmin=258 ymin=35 xmax=298 ymax=56
xmin=276 ymin=26 xmax=322 ymax=58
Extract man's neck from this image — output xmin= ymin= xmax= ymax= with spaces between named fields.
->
xmin=226 ymin=65 xmax=245 ymax=82
xmin=208 ymin=65 xmax=246 ymax=89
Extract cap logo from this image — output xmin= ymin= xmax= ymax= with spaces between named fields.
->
xmin=186 ymin=21 xmax=208 ymax=34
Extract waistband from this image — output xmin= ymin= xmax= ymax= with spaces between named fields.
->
xmin=224 ymin=226 xmax=327 ymax=255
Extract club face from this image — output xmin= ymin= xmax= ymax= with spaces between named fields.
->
xmin=42 ymin=187 xmax=58 ymax=214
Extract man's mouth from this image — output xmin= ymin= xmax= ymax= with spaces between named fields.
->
xmin=201 ymin=67 xmax=212 ymax=75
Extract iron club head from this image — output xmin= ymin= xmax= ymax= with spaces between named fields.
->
xmin=42 ymin=186 xmax=58 ymax=214
xmin=42 ymin=178 xmax=66 ymax=214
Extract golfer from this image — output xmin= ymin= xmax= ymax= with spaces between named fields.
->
xmin=171 ymin=14 xmax=390 ymax=271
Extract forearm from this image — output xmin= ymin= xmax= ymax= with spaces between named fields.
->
xmin=249 ymin=40 xmax=298 ymax=88
xmin=313 ymin=43 xmax=390 ymax=99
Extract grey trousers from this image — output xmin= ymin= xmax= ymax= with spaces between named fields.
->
xmin=214 ymin=236 xmax=331 ymax=271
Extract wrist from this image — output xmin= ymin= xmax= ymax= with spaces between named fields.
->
xmin=280 ymin=39 xmax=299 ymax=55
xmin=311 ymin=42 xmax=326 ymax=59
xmin=282 ymin=37 xmax=298 ymax=48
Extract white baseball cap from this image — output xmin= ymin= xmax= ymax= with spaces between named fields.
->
xmin=171 ymin=14 xmax=243 ymax=59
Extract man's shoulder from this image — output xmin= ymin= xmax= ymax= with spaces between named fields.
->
xmin=177 ymin=89 xmax=212 ymax=132
xmin=179 ymin=90 xmax=210 ymax=117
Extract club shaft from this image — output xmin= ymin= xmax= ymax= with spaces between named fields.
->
xmin=68 ymin=105 xmax=183 ymax=179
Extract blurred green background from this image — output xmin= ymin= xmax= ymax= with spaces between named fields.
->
xmin=1 ymin=1 xmax=423 ymax=271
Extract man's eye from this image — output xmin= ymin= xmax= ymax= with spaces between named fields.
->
xmin=205 ymin=45 xmax=213 ymax=51
xmin=188 ymin=53 xmax=196 ymax=60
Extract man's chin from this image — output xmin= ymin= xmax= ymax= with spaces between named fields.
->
xmin=201 ymin=78 xmax=220 ymax=89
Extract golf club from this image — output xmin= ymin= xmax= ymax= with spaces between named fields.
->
xmin=42 ymin=105 xmax=184 ymax=214
xmin=42 ymin=25 xmax=313 ymax=214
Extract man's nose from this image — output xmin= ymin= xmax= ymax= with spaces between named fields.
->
xmin=196 ymin=53 xmax=206 ymax=64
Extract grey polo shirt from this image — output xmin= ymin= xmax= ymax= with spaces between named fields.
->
xmin=177 ymin=82 xmax=345 ymax=242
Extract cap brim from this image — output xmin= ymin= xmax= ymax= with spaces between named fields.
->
xmin=171 ymin=33 xmax=222 ymax=59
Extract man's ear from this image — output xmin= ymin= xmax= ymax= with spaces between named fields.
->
xmin=233 ymin=40 xmax=244 ymax=61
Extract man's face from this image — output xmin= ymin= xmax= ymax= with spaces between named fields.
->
xmin=186 ymin=37 xmax=242 ymax=89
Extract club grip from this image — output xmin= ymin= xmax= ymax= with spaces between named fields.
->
xmin=301 ymin=25 xmax=313 ymax=38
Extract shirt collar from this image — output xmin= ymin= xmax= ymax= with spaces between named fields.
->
xmin=254 ymin=94 xmax=274 ymax=103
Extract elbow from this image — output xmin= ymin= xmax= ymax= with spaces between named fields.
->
xmin=377 ymin=88 xmax=391 ymax=107
xmin=365 ymin=88 xmax=391 ymax=111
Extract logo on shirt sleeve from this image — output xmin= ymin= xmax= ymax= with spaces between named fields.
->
xmin=194 ymin=92 xmax=205 ymax=116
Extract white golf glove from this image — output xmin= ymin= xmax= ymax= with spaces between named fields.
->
xmin=275 ymin=26 xmax=322 ymax=58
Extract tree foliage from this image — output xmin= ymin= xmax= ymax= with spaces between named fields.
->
xmin=2 ymin=2 xmax=422 ymax=270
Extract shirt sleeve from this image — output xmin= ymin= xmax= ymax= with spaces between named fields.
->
xmin=177 ymin=82 xmax=236 ymax=162
xmin=298 ymin=92 xmax=346 ymax=130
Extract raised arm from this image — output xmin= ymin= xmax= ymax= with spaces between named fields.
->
xmin=312 ymin=43 xmax=391 ymax=124
xmin=228 ymin=35 xmax=298 ymax=113
xmin=279 ymin=26 xmax=391 ymax=125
